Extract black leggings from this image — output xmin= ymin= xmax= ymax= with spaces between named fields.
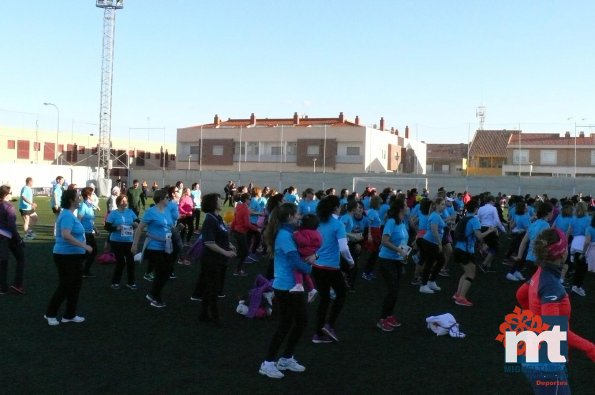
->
xmin=83 ymin=233 xmax=97 ymax=275
xmin=145 ymin=249 xmax=174 ymax=302
xmin=265 ymin=289 xmax=308 ymax=361
xmin=46 ymin=254 xmax=85 ymax=319
xmin=180 ymin=216 xmax=194 ymax=242
xmin=378 ymin=257 xmax=403 ymax=319
xmin=419 ymin=238 xmax=444 ymax=285
xmin=573 ymin=253 xmax=587 ymax=287
xmin=232 ymin=231 xmax=249 ymax=272
xmin=312 ymin=266 xmax=347 ymax=334
xmin=110 ymin=241 xmax=135 ymax=285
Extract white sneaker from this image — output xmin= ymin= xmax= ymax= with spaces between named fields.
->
xmin=571 ymin=286 xmax=586 ymax=297
xmin=44 ymin=315 xmax=59 ymax=326
xmin=513 ymin=271 xmax=526 ymax=281
xmin=419 ymin=284 xmax=435 ymax=294
xmin=289 ymin=283 xmax=305 ymax=293
xmin=259 ymin=361 xmax=284 ymax=379
xmin=61 ymin=316 xmax=85 ymax=323
xmin=506 ymin=273 xmax=520 ymax=282
xmin=427 ymin=281 xmax=441 ymax=291
xmin=277 ymin=357 xmax=306 ymax=372
xmin=307 ymin=289 xmax=318 ymax=303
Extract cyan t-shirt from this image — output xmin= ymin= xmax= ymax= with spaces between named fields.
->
xmin=454 ymin=215 xmax=481 ymax=253
xmin=53 ymin=210 xmax=86 ymax=255
xmin=340 ymin=213 xmax=354 ymax=233
xmin=422 ymin=212 xmax=445 ymax=245
xmin=571 ymin=215 xmax=591 ymax=237
xmin=50 ymin=184 xmax=63 ymax=208
xmin=378 ymin=218 xmax=408 ymax=260
xmin=249 ymin=197 xmax=266 ymax=224
xmin=316 ymin=216 xmax=347 ymax=269
xmin=367 ymin=208 xmax=382 ymax=228
xmin=167 ymin=200 xmax=180 ymax=224
xmin=513 ymin=213 xmax=531 ymax=233
xmin=191 ymin=190 xmax=201 ymax=209
xmin=78 ymin=200 xmax=96 ymax=233
xmin=272 ymin=225 xmax=312 ymax=290
xmin=142 ymin=205 xmax=174 ymax=250
xmin=378 ymin=203 xmax=390 ymax=225
xmin=298 ymin=199 xmax=318 ymax=216
xmin=526 ymin=219 xmax=551 ymax=262
xmin=351 ymin=215 xmax=368 ymax=234
xmin=553 ymin=215 xmax=573 ymax=233
xmin=107 ymin=208 xmax=138 ymax=243
xmin=19 ymin=186 xmax=33 ymax=210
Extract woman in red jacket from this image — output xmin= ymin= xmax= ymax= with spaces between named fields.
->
xmin=231 ymin=193 xmax=259 ymax=276
xmin=515 ymin=228 xmax=595 ymax=395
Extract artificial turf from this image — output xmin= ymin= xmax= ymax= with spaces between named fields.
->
xmin=1 ymin=198 xmax=593 ymax=394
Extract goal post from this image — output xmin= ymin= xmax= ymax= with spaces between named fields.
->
xmin=352 ymin=176 xmax=428 ymax=194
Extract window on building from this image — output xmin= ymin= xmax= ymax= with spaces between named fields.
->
xmin=346 ymin=146 xmax=360 ymax=156
xmin=540 ymin=150 xmax=557 ymax=165
xmin=190 ymin=145 xmax=201 ymax=155
xmin=79 ymin=146 xmax=86 ymax=154
xmin=479 ymin=157 xmax=491 ymax=168
xmin=212 ymin=145 xmax=224 ymax=156
xmin=234 ymin=142 xmax=245 ymax=155
xmin=286 ymin=142 xmax=297 ymax=155
xmin=58 ymin=144 xmax=64 ymax=153
xmin=442 ymin=164 xmax=450 ymax=173
xmin=307 ymin=145 xmax=320 ymax=155
xmin=136 ymin=150 xmax=145 ymax=166
xmin=146 ymin=152 xmax=151 ymax=159
xmin=17 ymin=140 xmax=30 ymax=159
xmin=34 ymin=142 xmax=41 ymax=152
xmin=155 ymin=153 xmax=161 ymax=160
xmin=7 ymin=140 xmax=15 ymax=149
xmin=44 ymin=143 xmax=55 ymax=161
xmin=592 ymin=150 xmax=595 ymax=166
xmin=271 ymin=146 xmax=282 ymax=155
xmin=128 ymin=150 xmax=134 ymax=158
xmin=247 ymin=142 xmax=259 ymax=155
xmin=513 ymin=149 xmax=529 ymax=164
xmin=381 ymin=150 xmax=387 ymax=160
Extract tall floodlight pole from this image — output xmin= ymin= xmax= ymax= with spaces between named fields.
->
xmin=96 ymin=0 xmax=124 ymax=187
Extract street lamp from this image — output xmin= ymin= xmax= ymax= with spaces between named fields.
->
xmin=313 ymin=158 xmax=317 ymax=173
xmin=43 ymin=102 xmax=60 ymax=163
xmin=187 ymin=154 xmax=192 ymax=170
xmin=88 ymin=133 xmax=94 ymax=158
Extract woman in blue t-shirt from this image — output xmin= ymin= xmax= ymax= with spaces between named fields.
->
xmin=45 ymin=189 xmax=92 ymax=326
xmin=131 ymin=189 xmax=175 ymax=308
xmin=105 ymin=195 xmax=138 ymax=289
xmin=311 ymin=195 xmax=354 ymax=344
xmin=553 ymin=202 xmax=574 ymax=283
xmin=376 ymin=199 xmax=408 ymax=332
xmin=78 ymin=187 xmax=98 ymax=277
xmin=571 ymin=202 xmax=592 ymax=296
xmin=258 ymin=203 xmax=313 ymax=379
xmin=515 ymin=202 xmax=554 ymax=279
xmin=575 ymin=216 xmax=595 ymax=297
xmin=418 ymin=197 xmax=446 ymax=294
xmin=452 ymin=199 xmax=496 ymax=306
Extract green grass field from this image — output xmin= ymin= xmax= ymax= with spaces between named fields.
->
xmin=2 ymin=197 xmax=594 ymax=394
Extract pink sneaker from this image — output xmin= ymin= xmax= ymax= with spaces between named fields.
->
xmin=385 ymin=315 xmax=402 ymax=328
xmin=377 ymin=319 xmax=395 ymax=332
xmin=454 ymin=296 xmax=473 ymax=307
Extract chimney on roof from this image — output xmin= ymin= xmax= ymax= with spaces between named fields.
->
xmin=564 ymin=131 xmax=570 ymax=138
xmin=293 ymin=112 xmax=299 ymax=125
xmin=579 ymin=131 xmax=585 ymax=138
xmin=405 ymin=125 xmax=410 ymax=139
xmin=390 ymin=127 xmax=395 ymax=134
xmin=380 ymin=117 xmax=385 ymax=131
xmin=214 ymin=114 xmax=221 ymax=126
xmin=395 ymin=128 xmax=399 ymax=136
xmin=355 ymin=115 xmax=360 ymax=125
xmin=250 ymin=113 xmax=256 ymax=126
xmin=339 ymin=112 xmax=344 ymax=122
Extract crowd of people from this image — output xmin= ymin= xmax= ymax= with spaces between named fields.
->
xmin=1 ymin=175 xmax=594 ymax=391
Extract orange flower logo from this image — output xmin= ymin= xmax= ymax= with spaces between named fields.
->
xmin=495 ymin=306 xmax=551 ymax=356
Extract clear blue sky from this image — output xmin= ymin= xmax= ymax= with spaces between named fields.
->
xmin=2 ymin=0 xmax=595 ymax=145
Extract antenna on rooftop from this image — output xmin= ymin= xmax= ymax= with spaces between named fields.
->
xmin=476 ymin=106 xmax=486 ymax=130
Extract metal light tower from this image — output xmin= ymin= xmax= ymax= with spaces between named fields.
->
xmin=476 ymin=106 xmax=486 ymax=130
xmin=96 ymin=0 xmax=123 ymax=185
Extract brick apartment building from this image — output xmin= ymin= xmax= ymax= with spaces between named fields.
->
xmin=176 ymin=112 xmax=427 ymax=174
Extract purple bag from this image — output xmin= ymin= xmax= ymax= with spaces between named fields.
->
xmin=187 ymin=235 xmax=204 ymax=261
